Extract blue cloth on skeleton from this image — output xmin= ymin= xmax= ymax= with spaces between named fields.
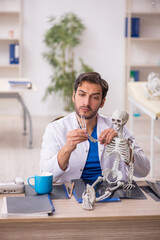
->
xmin=81 ymin=124 xmax=102 ymax=181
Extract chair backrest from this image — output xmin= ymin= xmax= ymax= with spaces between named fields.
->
xmin=51 ymin=116 xmax=64 ymax=122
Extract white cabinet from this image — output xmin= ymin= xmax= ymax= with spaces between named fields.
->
xmin=0 ymin=0 xmax=22 ymax=78
xmin=125 ymin=0 xmax=160 ymax=83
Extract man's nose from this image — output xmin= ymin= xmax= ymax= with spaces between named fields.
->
xmin=84 ymin=96 xmax=90 ymax=105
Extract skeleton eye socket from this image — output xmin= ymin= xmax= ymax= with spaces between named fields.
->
xmin=117 ymin=119 xmax=121 ymax=123
xmin=112 ymin=118 xmax=115 ymax=122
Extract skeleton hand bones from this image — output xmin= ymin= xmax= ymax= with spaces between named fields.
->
xmin=98 ymin=128 xmax=118 ymax=146
xmin=77 ymin=115 xmax=117 ymax=144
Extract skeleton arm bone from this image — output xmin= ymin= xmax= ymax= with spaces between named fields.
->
xmin=128 ymin=162 xmax=134 ymax=184
xmin=123 ymin=150 xmax=135 ymax=189
xmin=132 ymin=150 xmax=150 ymax=177
xmin=95 ymin=181 xmax=124 ymax=202
xmin=91 ymin=176 xmax=104 ymax=188
xmin=123 ymin=126 xmax=150 ymax=177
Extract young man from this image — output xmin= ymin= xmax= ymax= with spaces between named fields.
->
xmin=40 ymin=72 xmax=150 ymax=182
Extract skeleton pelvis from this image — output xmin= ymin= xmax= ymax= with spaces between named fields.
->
xmin=102 ymin=168 xmax=123 ymax=184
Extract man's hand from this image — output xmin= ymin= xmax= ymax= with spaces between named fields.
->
xmin=98 ymin=128 xmax=117 ymax=146
xmin=58 ymin=129 xmax=88 ymax=171
xmin=66 ymin=129 xmax=88 ymax=152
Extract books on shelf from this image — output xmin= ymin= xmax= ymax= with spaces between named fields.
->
xmin=130 ymin=70 xmax=139 ymax=82
xmin=125 ymin=17 xmax=140 ymax=37
xmin=1 ymin=194 xmax=55 ymax=216
xmin=130 ymin=71 xmax=141 ymax=117
xmin=9 ymin=44 xmax=19 ymax=64
xmin=8 ymin=80 xmax=32 ymax=89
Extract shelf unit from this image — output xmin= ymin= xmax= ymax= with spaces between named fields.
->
xmin=0 ymin=0 xmax=22 ymax=78
xmin=125 ymin=0 xmax=160 ymax=84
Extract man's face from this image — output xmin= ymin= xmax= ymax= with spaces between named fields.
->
xmin=72 ymin=81 xmax=105 ymax=119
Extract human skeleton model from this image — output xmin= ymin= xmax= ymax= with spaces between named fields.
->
xmin=144 ymin=72 xmax=160 ymax=99
xmin=104 ymin=110 xmax=135 ymax=189
xmin=80 ymin=110 xmax=135 ymax=210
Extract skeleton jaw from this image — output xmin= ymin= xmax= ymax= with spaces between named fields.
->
xmin=114 ymin=124 xmax=121 ymax=132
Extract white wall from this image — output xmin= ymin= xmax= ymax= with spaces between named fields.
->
xmin=22 ymin=0 xmax=126 ymax=116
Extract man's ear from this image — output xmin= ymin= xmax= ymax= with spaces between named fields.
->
xmin=100 ymin=98 xmax=106 ymax=108
xmin=72 ymin=91 xmax=75 ymax=103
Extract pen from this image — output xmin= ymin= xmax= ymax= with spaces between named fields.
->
xmin=69 ymin=182 xmax=74 ymax=198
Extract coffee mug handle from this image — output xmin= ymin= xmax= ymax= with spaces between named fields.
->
xmin=27 ymin=176 xmax=35 ymax=190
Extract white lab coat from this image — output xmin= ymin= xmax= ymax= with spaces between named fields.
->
xmin=40 ymin=112 xmax=150 ymax=182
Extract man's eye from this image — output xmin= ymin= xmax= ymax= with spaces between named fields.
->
xmin=79 ymin=94 xmax=85 ymax=97
xmin=93 ymin=96 xmax=99 ymax=100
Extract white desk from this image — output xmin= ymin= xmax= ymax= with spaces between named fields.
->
xmin=0 ymin=78 xmax=37 ymax=148
xmin=127 ymin=81 xmax=160 ymax=177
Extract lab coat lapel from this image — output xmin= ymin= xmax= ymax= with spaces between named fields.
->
xmin=72 ymin=112 xmax=79 ymax=129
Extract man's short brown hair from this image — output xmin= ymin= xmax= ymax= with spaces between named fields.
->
xmin=74 ymin=72 xmax=109 ymax=100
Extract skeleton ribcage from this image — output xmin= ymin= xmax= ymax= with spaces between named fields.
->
xmin=104 ymin=138 xmax=130 ymax=164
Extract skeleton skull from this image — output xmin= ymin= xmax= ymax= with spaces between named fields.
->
xmin=111 ymin=110 xmax=129 ymax=132
xmin=148 ymin=72 xmax=160 ymax=95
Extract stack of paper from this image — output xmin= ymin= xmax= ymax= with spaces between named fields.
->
xmin=8 ymin=80 xmax=32 ymax=89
